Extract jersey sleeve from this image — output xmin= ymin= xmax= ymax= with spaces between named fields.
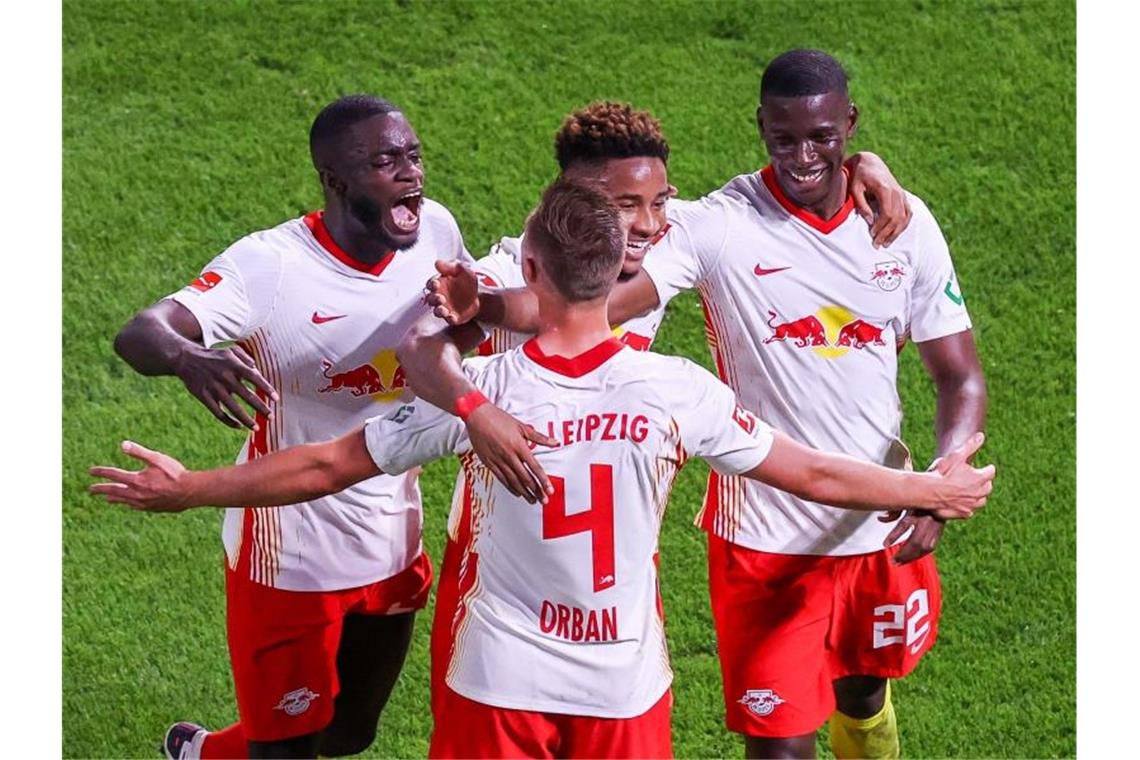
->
xmin=364 ymin=359 xmax=491 ymax=473
xmin=907 ymin=197 xmax=973 ymax=343
xmin=167 ymin=237 xmax=282 ymax=347
xmin=641 ymin=198 xmax=731 ymax=304
xmin=364 ymin=400 xmax=468 ymax=475
xmin=670 ymin=359 xmax=775 ymax=475
xmin=474 ymin=237 xmax=525 ymax=289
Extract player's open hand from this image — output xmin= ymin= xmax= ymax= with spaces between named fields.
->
xmin=425 ymin=260 xmax=481 ymax=325
xmin=174 ymin=343 xmax=278 ymax=430
xmin=88 ymin=441 xmax=194 ymax=513
xmin=923 ymin=432 xmax=995 ymax=520
xmin=465 ymin=403 xmax=559 ymax=504
xmin=845 ymin=151 xmax=913 ymax=249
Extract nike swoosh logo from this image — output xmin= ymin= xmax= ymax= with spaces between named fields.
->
xmin=754 ymin=265 xmax=791 ymax=276
xmin=311 ymin=312 xmax=347 ymax=324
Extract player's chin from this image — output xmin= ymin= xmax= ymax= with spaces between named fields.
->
xmin=620 ymin=245 xmax=649 ymax=277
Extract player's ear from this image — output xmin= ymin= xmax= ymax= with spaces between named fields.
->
xmin=320 ymin=168 xmax=347 ymax=197
xmin=847 ymin=101 xmax=859 ymax=140
xmin=522 ymin=253 xmax=539 ymax=286
xmin=755 ymin=105 xmax=765 ymax=138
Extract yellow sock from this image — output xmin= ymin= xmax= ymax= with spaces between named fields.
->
xmin=829 ymin=682 xmax=900 ymax=759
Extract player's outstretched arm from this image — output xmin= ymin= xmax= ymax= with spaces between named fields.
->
xmin=88 ymin=430 xmax=378 ymax=513
xmin=114 ymin=300 xmax=277 ymax=430
xmin=845 ymin=151 xmax=912 ymax=249
xmin=746 ymin=431 xmax=994 ymax=519
xmin=397 ymin=310 xmax=558 ymax=504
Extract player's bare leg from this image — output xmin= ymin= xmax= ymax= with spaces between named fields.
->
xmin=317 ymin=612 xmax=416 ymax=756
xmin=830 ymin=676 xmax=898 ymax=759
xmin=744 ymin=732 xmax=816 ymax=759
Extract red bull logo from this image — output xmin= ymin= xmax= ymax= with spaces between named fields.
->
xmin=763 ymin=311 xmax=828 ymax=347
xmin=766 ymin=306 xmax=886 ymax=357
xmin=319 ymin=349 xmax=408 ymax=402
xmin=835 ymin=319 xmax=886 ymax=349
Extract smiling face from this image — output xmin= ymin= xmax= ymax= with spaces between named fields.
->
xmin=327 ymin=112 xmax=425 ymax=250
xmin=758 ymin=91 xmax=857 ymax=217
xmin=564 ymin=156 xmax=673 ymax=278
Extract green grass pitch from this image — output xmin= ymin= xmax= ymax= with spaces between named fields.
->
xmin=63 ymin=1 xmax=1075 ymax=757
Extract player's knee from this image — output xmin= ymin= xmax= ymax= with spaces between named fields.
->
xmin=745 ymin=734 xmax=817 ymax=759
xmin=834 ymin=676 xmax=888 ymax=719
xmin=318 ymin=723 xmax=377 ymax=757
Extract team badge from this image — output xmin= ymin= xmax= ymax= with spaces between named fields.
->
xmin=273 ymin=687 xmax=320 ymax=716
xmin=870 ymin=261 xmax=905 ymax=291
xmin=739 ymin=689 xmax=786 ymax=716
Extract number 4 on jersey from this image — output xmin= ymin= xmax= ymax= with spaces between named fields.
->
xmin=543 ymin=464 xmax=616 ymax=592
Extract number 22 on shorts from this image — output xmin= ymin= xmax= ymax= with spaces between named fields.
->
xmin=872 ymin=589 xmax=931 ymax=654
xmin=542 ymin=464 xmax=616 ymax=592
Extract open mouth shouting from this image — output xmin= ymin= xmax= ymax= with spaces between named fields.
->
xmin=390 ymin=189 xmax=423 ymax=235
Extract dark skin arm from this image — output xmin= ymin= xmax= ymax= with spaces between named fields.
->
xmin=396 ymin=309 xmax=558 ymax=504
xmin=882 ymin=330 xmax=988 ymax=564
xmin=114 ymin=300 xmax=277 ymax=430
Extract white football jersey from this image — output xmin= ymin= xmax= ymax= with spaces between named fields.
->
xmin=364 ymin=339 xmax=773 ymax=717
xmin=643 ymin=167 xmax=972 ymax=556
xmin=473 ymin=234 xmax=671 ymax=354
xmin=168 ymin=202 xmax=473 ymax=591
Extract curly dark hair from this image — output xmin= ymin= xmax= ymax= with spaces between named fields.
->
xmin=554 ymin=101 xmax=670 ymax=171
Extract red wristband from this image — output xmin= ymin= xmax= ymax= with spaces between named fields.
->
xmin=454 ymin=389 xmax=489 ymax=421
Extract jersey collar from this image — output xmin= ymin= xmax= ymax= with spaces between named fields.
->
xmin=759 ymin=165 xmax=855 ymax=235
xmin=523 ymin=337 xmax=626 ymax=378
xmin=303 ymin=211 xmax=397 ymax=277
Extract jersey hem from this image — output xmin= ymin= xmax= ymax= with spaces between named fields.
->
xmin=445 ymin=678 xmax=671 ymax=719
xmin=703 ymin=527 xmax=901 ymax=558
xmin=224 ymin=547 xmax=427 ymax=593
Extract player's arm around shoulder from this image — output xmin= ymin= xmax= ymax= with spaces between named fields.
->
xmin=396 ymin=321 xmax=558 ymax=503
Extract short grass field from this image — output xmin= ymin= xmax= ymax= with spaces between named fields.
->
xmin=63 ymin=1 xmax=1075 ymax=757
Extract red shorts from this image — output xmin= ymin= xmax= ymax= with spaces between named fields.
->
xmin=225 ymin=552 xmax=433 ymax=741
xmin=429 ymin=686 xmax=673 ymax=759
xmin=708 ymin=536 xmax=941 ymax=738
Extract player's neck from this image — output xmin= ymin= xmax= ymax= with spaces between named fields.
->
xmin=321 ymin=206 xmax=394 ymax=265
xmin=534 ymin=297 xmax=613 ymax=357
